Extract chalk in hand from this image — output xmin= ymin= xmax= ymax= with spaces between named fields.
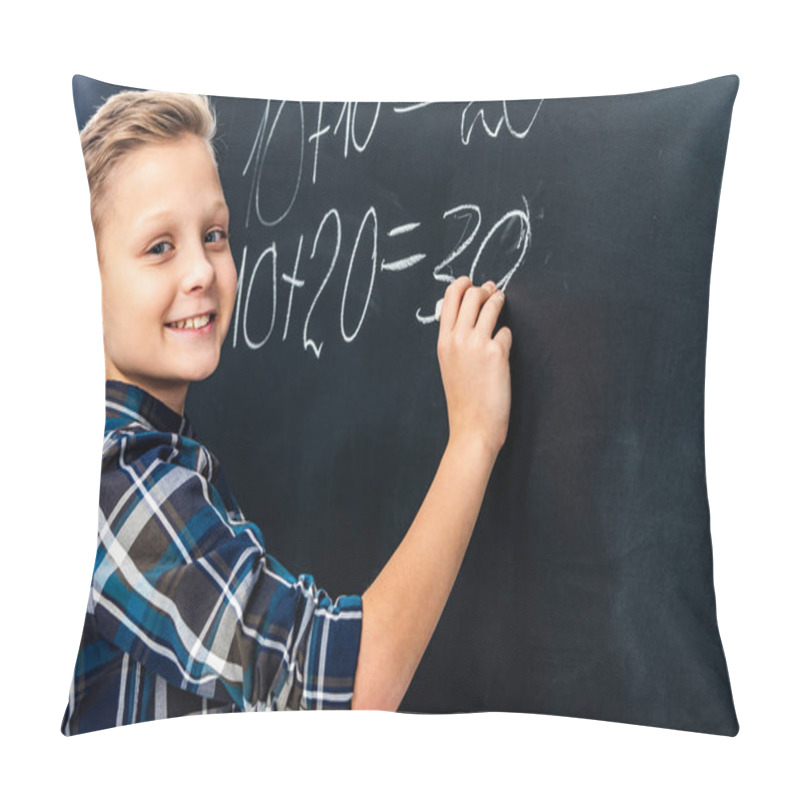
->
xmin=434 ymin=298 xmax=444 ymax=322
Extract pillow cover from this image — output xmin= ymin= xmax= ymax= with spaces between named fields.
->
xmin=71 ymin=74 xmax=739 ymax=735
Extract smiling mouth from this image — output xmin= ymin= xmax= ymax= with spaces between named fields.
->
xmin=166 ymin=313 xmax=215 ymax=330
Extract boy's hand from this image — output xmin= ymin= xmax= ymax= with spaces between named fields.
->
xmin=437 ymin=276 xmax=512 ymax=459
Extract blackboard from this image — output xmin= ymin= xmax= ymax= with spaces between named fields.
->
xmin=73 ymin=74 xmax=738 ymax=732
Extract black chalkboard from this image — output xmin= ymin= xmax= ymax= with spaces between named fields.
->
xmin=73 ymin=74 xmax=739 ymax=733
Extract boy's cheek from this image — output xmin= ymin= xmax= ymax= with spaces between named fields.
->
xmin=218 ymin=264 xmax=239 ymax=329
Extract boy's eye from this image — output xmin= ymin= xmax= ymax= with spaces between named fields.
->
xmin=205 ymin=229 xmax=228 ymax=244
xmin=149 ymin=241 xmax=173 ymax=256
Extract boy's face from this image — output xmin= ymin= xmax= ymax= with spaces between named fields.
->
xmin=97 ymin=134 xmax=237 ymax=412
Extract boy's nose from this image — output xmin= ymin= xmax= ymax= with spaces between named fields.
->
xmin=181 ymin=249 xmax=216 ymax=293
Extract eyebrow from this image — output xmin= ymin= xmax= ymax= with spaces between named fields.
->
xmin=136 ymin=199 xmax=230 ymax=228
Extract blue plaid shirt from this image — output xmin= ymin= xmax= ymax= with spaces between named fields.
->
xmin=62 ymin=381 xmax=362 ymax=735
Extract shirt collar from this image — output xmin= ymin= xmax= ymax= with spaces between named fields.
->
xmin=105 ymin=380 xmax=193 ymax=437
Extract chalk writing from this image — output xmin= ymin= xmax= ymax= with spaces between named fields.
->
xmin=416 ymin=198 xmax=532 ymax=324
xmin=233 ymin=199 xmax=536 ymax=354
xmin=245 ymin=99 xmax=544 ymax=205
xmin=309 ymin=102 xmax=381 ymax=184
xmin=382 ymin=221 xmax=426 ymax=272
xmin=232 ymin=98 xmax=545 ymax=357
xmin=243 ymin=100 xmax=305 ymax=228
xmin=341 ymin=207 xmax=378 ymax=343
xmin=393 ymin=102 xmax=433 ymax=114
xmin=304 ymin=209 xmax=341 ymax=358
xmin=461 ymin=100 xmax=544 ymax=145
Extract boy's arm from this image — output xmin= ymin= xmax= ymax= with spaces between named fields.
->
xmin=352 ymin=276 xmax=512 ymax=711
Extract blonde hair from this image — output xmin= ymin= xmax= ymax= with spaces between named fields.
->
xmin=79 ymin=90 xmax=217 ymax=232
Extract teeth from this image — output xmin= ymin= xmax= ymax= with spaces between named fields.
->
xmin=168 ymin=314 xmax=211 ymax=330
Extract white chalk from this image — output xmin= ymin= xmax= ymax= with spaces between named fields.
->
xmin=434 ymin=298 xmax=444 ymax=322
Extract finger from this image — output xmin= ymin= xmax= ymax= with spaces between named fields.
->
xmin=475 ymin=288 xmax=505 ymax=338
xmin=455 ymin=281 xmax=495 ymax=331
xmin=438 ymin=276 xmax=472 ymax=332
xmin=493 ymin=325 xmax=513 ymax=356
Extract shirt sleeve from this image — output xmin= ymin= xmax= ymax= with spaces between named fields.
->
xmin=93 ymin=426 xmax=362 ymax=711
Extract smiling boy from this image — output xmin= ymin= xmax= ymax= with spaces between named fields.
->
xmin=100 ymin=133 xmax=236 ymax=405
xmin=62 ymin=90 xmax=512 ymax=733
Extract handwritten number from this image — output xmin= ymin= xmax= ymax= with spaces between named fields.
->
xmin=341 ymin=207 xmax=378 ymax=343
xmin=243 ymin=244 xmax=278 ymax=350
xmin=304 ymin=209 xmax=342 ymax=358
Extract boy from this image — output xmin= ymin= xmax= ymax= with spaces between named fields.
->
xmin=62 ymin=90 xmax=512 ymax=733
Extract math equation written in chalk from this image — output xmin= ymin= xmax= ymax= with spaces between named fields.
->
xmin=228 ymin=99 xmax=547 ymax=358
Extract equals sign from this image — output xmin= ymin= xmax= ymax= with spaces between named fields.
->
xmin=381 ymin=222 xmax=426 ymax=272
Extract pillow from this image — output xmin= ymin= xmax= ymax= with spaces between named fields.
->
xmin=71 ymin=74 xmax=739 ymax=735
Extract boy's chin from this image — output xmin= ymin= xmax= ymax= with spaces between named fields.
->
xmin=182 ymin=362 xmax=220 ymax=384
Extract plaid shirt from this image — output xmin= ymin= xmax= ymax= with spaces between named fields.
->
xmin=62 ymin=381 xmax=362 ymax=735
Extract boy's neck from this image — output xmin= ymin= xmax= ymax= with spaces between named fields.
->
xmin=105 ymin=364 xmax=189 ymax=417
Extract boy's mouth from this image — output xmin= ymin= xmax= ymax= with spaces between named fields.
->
xmin=165 ymin=312 xmax=215 ymax=330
